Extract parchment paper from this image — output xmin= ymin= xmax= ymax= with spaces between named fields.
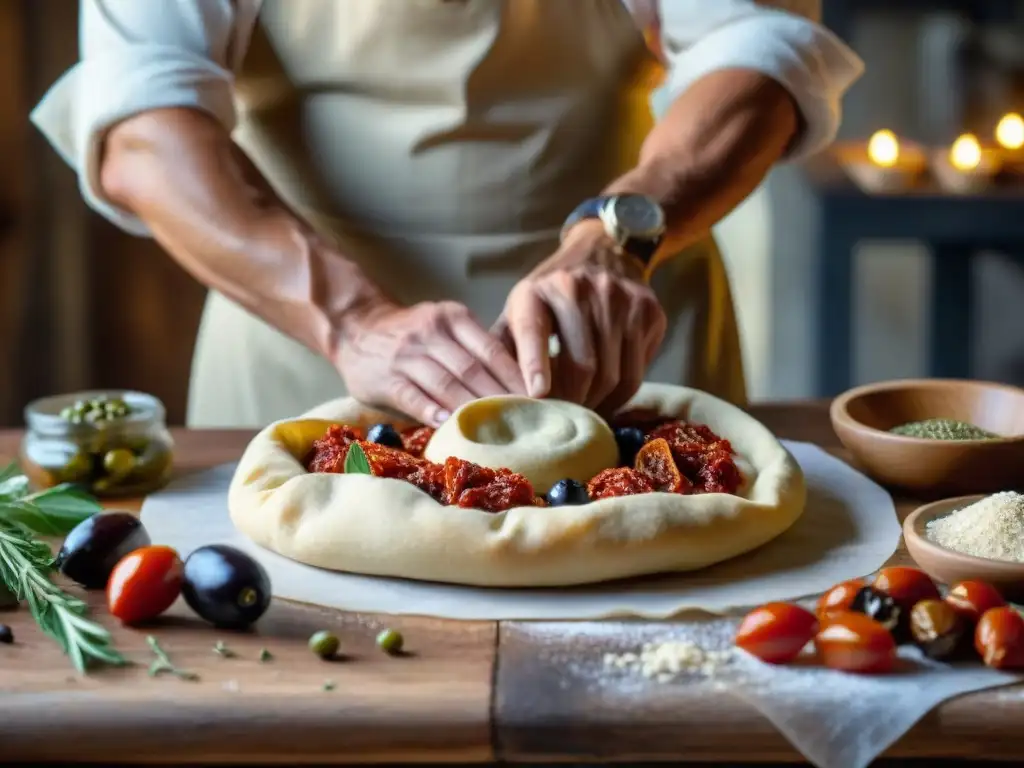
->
xmin=140 ymin=441 xmax=902 ymax=620
xmin=584 ymin=615 xmax=1021 ymax=768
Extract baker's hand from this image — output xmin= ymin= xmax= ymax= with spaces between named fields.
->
xmin=494 ymin=220 xmax=667 ymax=414
xmin=334 ymin=301 xmax=527 ymax=427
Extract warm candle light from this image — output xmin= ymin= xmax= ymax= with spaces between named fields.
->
xmin=949 ymin=133 xmax=982 ymax=171
xmin=996 ymin=113 xmax=1024 ymax=150
xmin=867 ymin=129 xmax=900 ymax=167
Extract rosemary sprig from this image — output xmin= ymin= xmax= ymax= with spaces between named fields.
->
xmin=0 ymin=519 xmax=126 ymax=672
xmin=0 ymin=461 xmax=122 ymax=672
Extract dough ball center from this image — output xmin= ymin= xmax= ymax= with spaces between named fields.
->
xmin=457 ymin=400 xmax=577 ymax=447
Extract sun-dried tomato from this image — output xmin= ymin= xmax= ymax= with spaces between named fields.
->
xmin=361 ymin=441 xmax=423 ymax=478
xmin=401 ymin=426 xmax=435 ymax=458
xmin=634 ymin=437 xmax=691 ymax=494
xmin=405 ymin=461 xmax=446 ymax=503
xmin=644 ymin=420 xmax=742 ymax=495
xmin=305 ymin=425 xmax=365 ymax=473
xmin=648 ymin=420 xmax=733 ymax=454
xmin=697 ymin=449 xmax=743 ymax=494
xmin=587 ymin=467 xmax=654 ymax=500
xmin=442 ymin=457 xmax=535 ymax=512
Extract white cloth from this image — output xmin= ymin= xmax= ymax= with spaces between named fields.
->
xmin=31 ymin=0 xmax=862 ymax=237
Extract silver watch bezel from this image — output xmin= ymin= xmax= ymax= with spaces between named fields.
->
xmin=598 ymin=194 xmax=666 ymax=246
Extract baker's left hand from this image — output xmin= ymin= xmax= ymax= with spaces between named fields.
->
xmin=493 ymin=220 xmax=667 ymax=414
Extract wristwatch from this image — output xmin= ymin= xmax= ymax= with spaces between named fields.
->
xmin=560 ymin=194 xmax=666 ymax=266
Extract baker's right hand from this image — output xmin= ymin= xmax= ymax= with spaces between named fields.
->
xmin=333 ymin=301 xmax=528 ymax=427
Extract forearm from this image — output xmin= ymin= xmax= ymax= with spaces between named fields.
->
xmin=100 ymin=107 xmax=389 ymax=360
xmin=608 ymin=69 xmax=799 ymax=253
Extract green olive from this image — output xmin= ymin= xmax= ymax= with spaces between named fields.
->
xmin=103 ymin=448 xmax=136 ymax=479
xmin=376 ymin=628 xmax=404 ymax=655
xmin=308 ymin=630 xmax=340 ymax=659
xmin=62 ymin=451 xmax=93 ymax=483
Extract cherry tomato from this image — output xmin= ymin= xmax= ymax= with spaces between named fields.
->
xmin=871 ymin=566 xmax=940 ymax=609
xmin=946 ymin=581 xmax=1006 ymax=624
xmin=107 ymin=545 xmax=183 ymax=625
xmin=815 ymin=611 xmax=897 ymax=674
xmin=816 ymin=579 xmax=865 ymax=620
xmin=735 ymin=602 xmax=819 ymax=664
xmin=975 ymin=606 xmax=1024 ymax=670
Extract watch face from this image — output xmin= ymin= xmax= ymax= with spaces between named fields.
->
xmin=612 ymin=195 xmax=665 ymax=235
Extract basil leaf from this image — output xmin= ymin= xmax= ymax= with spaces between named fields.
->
xmin=0 ymin=488 xmax=100 ymax=537
xmin=0 ymin=462 xmax=20 ymax=485
xmin=344 ymin=443 xmax=372 ymax=475
xmin=31 ymin=486 xmax=102 ymax=519
xmin=0 ymin=474 xmax=29 ymax=501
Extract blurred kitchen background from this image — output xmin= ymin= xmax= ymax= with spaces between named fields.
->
xmin=1 ymin=0 xmax=1023 ymax=425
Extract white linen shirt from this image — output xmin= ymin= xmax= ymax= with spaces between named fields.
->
xmin=30 ymin=0 xmax=863 ymax=236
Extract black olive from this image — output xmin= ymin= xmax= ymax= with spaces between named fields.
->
xmin=850 ymin=585 xmax=905 ymax=641
xmin=613 ymin=426 xmax=646 ymax=467
xmin=0 ymin=624 xmax=12 ymax=644
xmin=366 ymin=423 xmax=404 ymax=449
xmin=181 ymin=545 xmax=271 ymax=629
xmin=55 ymin=512 xmax=150 ymax=589
xmin=546 ymin=478 xmax=589 ymax=506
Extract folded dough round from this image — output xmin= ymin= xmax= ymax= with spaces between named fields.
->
xmin=423 ymin=395 xmax=618 ymax=493
xmin=228 ymin=384 xmax=806 ymax=588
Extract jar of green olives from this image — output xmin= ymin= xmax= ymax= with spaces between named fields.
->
xmin=20 ymin=391 xmax=174 ymax=498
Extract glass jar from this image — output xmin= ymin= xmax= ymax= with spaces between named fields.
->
xmin=20 ymin=390 xmax=175 ymax=498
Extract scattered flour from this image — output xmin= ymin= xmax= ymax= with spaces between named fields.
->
xmin=604 ymin=641 xmax=736 ymax=683
xmin=925 ymin=491 xmax=1024 ymax=562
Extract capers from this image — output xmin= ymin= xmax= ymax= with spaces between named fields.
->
xmin=309 ymin=630 xmax=340 ymax=659
xmin=60 ymin=395 xmax=133 ymax=425
xmin=376 ymin=628 xmax=404 ymax=655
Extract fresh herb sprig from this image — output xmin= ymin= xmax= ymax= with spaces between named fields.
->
xmin=147 ymin=635 xmax=199 ymax=681
xmin=0 ymin=461 xmax=125 ymax=672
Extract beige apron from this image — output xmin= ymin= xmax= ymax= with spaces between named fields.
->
xmin=187 ymin=0 xmax=746 ymax=428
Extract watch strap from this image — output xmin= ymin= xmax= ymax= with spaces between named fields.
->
xmin=560 ymin=197 xmax=610 ymax=243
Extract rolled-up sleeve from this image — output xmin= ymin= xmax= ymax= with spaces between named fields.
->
xmin=29 ymin=0 xmax=259 ymax=235
xmin=652 ymin=0 xmax=864 ymax=160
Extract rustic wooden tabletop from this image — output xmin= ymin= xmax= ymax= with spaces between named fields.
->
xmin=0 ymin=403 xmax=1021 ymax=765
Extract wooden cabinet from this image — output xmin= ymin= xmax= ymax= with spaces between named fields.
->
xmin=0 ymin=0 xmax=205 ymax=426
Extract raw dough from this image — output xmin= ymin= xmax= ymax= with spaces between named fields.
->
xmin=423 ymin=395 xmax=618 ymax=493
xmin=228 ymin=383 xmax=806 ymax=587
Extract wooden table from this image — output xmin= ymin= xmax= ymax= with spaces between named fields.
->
xmin=1 ymin=402 xmax=1021 ymax=765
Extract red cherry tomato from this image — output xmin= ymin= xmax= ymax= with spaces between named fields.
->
xmin=871 ymin=566 xmax=940 ymax=609
xmin=107 ymin=545 xmax=183 ymax=625
xmin=815 ymin=611 xmax=897 ymax=674
xmin=946 ymin=581 xmax=1006 ymax=624
xmin=975 ymin=606 xmax=1024 ymax=670
xmin=816 ymin=579 xmax=866 ymax=620
xmin=735 ymin=602 xmax=819 ymax=665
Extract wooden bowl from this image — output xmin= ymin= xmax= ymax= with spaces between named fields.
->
xmin=830 ymin=378 xmax=1024 ymax=497
xmin=904 ymin=495 xmax=1024 ymax=599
